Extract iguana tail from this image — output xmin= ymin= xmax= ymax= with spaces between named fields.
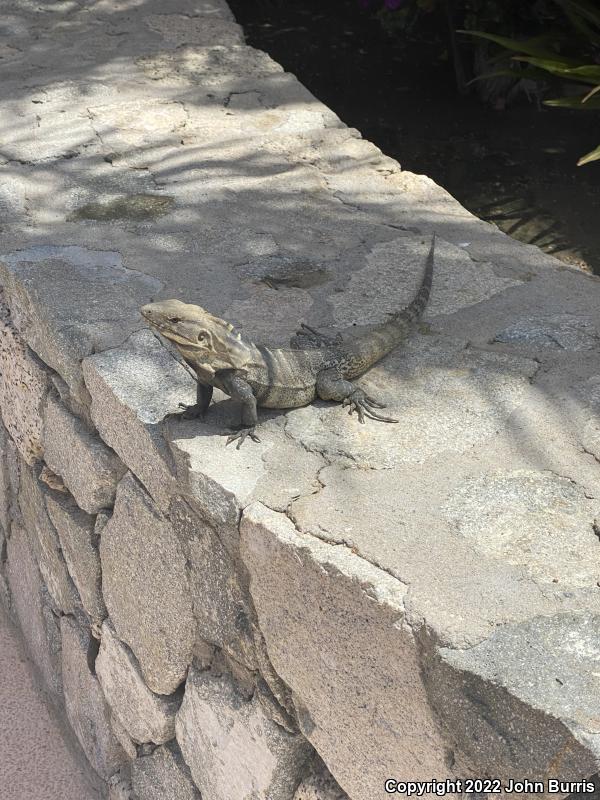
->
xmin=341 ymin=234 xmax=435 ymax=379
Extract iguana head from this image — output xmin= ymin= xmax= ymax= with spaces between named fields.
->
xmin=141 ymin=299 xmax=252 ymax=374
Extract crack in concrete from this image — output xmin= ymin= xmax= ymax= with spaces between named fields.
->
xmin=543 ymin=467 xmax=596 ymax=500
xmin=85 ymin=107 xmax=105 ymax=148
xmin=581 ymin=444 xmax=600 ymax=468
xmin=276 ymin=418 xmax=413 ymax=592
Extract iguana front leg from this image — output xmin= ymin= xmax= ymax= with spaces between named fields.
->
xmin=217 ymin=370 xmax=261 ymax=449
xmin=316 ymin=368 xmax=398 ymax=424
xmin=178 ymin=382 xmax=213 ymax=419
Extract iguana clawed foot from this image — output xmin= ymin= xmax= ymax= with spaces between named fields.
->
xmin=291 ymin=323 xmax=343 ymax=350
xmin=177 ymin=402 xmax=205 ymax=420
xmin=342 ymin=390 xmax=398 ymax=424
xmin=224 ymin=426 xmax=261 ymax=449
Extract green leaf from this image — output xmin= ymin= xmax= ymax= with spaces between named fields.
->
xmin=577 ymin=144 xmax=600 ymax=166
xmin=545 ymin=93 xmax=600 ymax=108
xmin=458 ymin=29 xmax=578 ymax=63
xmin=555 ymin=0 xmax=600 ymax=29
xmin=516 ymin=56 xmax=600 ymax=84
xmin=552 ymin=0 xmax=600 ymax=46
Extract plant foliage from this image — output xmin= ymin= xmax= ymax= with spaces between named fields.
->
xmin=463 ymin=0 xmax=600 ymax=165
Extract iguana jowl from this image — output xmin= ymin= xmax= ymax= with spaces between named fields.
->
xmin=141 ymin=236 xmax=435 ymax=448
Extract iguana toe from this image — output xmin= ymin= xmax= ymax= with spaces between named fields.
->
xmin=343 ymin=390 xmax=398 ymax=424
xmin=225 ymin=426 xmax=261 ymax=449
xmin=178 ymin=402 xmax=205 ymax=420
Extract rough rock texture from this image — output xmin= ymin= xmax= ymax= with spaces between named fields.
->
xmin=0 ymin=246 xmax=162 ymax=409
xmin=0 ymin=422 xmax=13 ymax=534
xmin=6 ymin=523 xmax=62 ymax=696
xmin=110 ymin=714 xmax=138 ymax=762
xmin=83 ymin=331 xmax=193 ymax=511
xmin=100 ymin=473 xmax=195 ymax=694
xmin=43 ymin=395 xmax=126 ymax=514
xmin=96 ymin=621 xmax=182 ymax=744
xmin=176 ymin=667 xmax=312 ymax=800
xmin=61 ymin=615 xmax=128 ymax=780
xmin=46 ymin=492 xmax=106 ymax=626
xmin=169 ymin=417 xmax=326 ymax=546
xmin=170 ymin=496 xmax=256 ymax=668
xmin=18 ymin=462 xmax=79 ymax=614
xmin=3 ymin=0 xmax=600 ymax=796
xmin=132 ymin=742 xmax=201 ymax=800
xmin=427 ymin=614 xmax=600 ymax=781
xmin=241 ymin=503 xmax=452 ymax=800
xmin=294 ymin=759 xmax=349 ymax=800
xmin=108 ymin=774 xmax=134 ymax=800
xmin=0 ymin=292 xmax=47 ymax=464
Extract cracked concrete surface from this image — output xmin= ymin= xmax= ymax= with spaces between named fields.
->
xmin=2 ymin=0 xmax=600 ymax=797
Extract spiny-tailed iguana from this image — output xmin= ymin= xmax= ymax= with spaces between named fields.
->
xmin=141 ymin=235 xmax=435 ymax=447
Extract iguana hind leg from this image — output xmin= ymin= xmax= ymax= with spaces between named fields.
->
xmin=290 ymin=323 xmax=343 ymax=350
xmin=316 ymin=368 xmax=398 ymax=424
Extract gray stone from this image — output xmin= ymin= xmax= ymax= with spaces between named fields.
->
xmin=0 ymin=567 xmax=10 ymax=616
xmin=428 ymin=613 xmax=600 ymax=781
xmin=294 ymin=758 xmax=349 ymax=800
xmin=442 ymin=470 xmax=600 ymax=587
xmin=95 ymin=510 xmax=111 ymax=535
xmin=39 ymin=464 xmax=69 ymax=493
xmin=110 ymin=713 xmax=138 ymax=761
xmin=45 ymin=491 xmax=107 ymax=625
xmin=494 ymin=313 xmax=599 ymax=351
xmin=0 ymin=290 xmax=47 ymax=464
xmin=61 ymin=615 xmax=128 ymax=780
xmin=132 ymin=742 xmax=201 ymax=800
xmin=170 ymin=496 xmax=256 ymax=669
xmin=168 ymin=418 xmax=326 ymax=552
xmin=100 ymin=473 xmax=194 ymax=694
xmin=87 ymin=100 xmax=189 ymax=152
xmin=284 ymin=338 xmax=537 ymax=470
xmin=43 ymin=395 xmax=126 ymax=514
xmin=83 ymin=330 xmax=193 ymax=510
xmin=108 ymin=774 xmax=134 ymax=800
xmin=329 ymin=234 xmax=520 ymax=326
xmin=96 ymin=621 xmax=181 ymax=744
xmin=0 ymin=246 xmax=162 ymax=408
xmin=136 ymin=44 xmax=281 ymax=90
xmin=254 ymin=627 xmax=298 ymax=731
xmin=6 ymin=522 xmax=62 ymax=696
xmin=144 ymin=14 xmax=243 ymax=48
xmin=176 ymin=667 xmax=312 ymax=800
xmin=4 ymin=433 xmax=20 ymax=509
xmin=192 ymin=637 xmax=216 ymax=670
xmin=18 ymin=462 xmax=78 ymax=614
xmin=240 ymin=503 xmax=456 ymax=800
xmin=0 ymin=422 xmax=11 ymax=533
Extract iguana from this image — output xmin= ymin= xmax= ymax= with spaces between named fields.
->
xmin=141 ymin=235 xmax=435 ymax=448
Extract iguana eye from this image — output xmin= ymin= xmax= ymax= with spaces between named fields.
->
xmin=197 ymin=332 xmax=207 ymax=342
xmin=168 ymin=317 xmax=181 ymax=323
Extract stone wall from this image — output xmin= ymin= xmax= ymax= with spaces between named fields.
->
xmin=2 ymin=0 xmax=600 ymax=799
